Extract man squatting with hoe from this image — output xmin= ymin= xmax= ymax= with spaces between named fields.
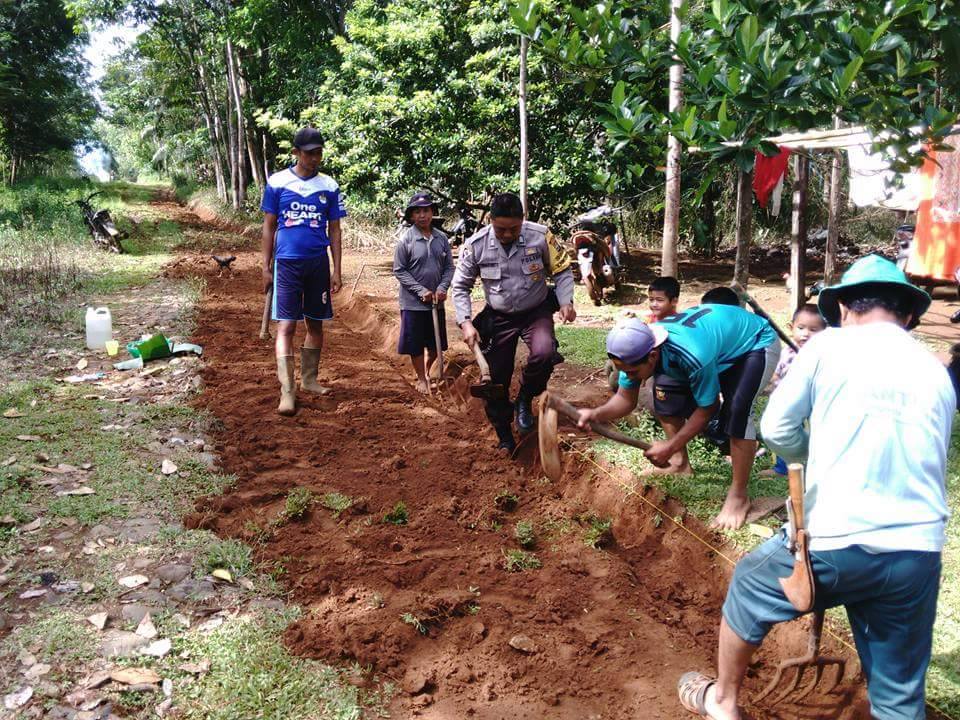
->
xmin=393 ymin=192 xmax=454 ymax=393
xmin=678 ymin=255 xmax=954 ymax=720
xmin=451 ymin=192 xmax=577 ymax=454
xmin=578 ymin=302 xmax=781 ymax=530
xmin=260 ymin=127 xmax=347 ymax=415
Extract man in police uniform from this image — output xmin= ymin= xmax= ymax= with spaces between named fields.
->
xmin=452 ymin=193 xmax=576 ymax=452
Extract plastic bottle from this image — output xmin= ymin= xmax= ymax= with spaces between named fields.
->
xmin=85 ymin=307 xmax=113 ymax=350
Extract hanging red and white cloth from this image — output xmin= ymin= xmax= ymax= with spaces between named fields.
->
xmin=753 ymin=147 xmax=791 ymax=211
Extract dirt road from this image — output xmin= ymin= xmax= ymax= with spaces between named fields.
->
xmin=164 ymin=201 xmax=874 ymax=719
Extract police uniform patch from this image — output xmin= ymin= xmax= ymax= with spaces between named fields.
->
xmin=655 ymin=388 xmax=667 ymax=401
xmin=525 ymin=247 xmax=537 ymax=255
xmin=531 ymin=273 xmax=541 ymax=282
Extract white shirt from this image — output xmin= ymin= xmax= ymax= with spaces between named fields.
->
xmin=760 ymin=322 xmax=954 ymax=552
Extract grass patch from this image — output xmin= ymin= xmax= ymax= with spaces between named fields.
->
xmin=174 ymin=609 xmax=390 ymax=720
xmin=277 ymin=487 xmax=315 ymax=524
xmin=581 ymin=514 xmax=613 ymax=549
xmin=201 ymin=538 xmax=253 ymax=579
xmin=0 ymin=607 xmax=97 ymax=665
xmin=322 ymin=491 xmax=354 ymax=518
xmin=382 ymin=501 xmax=408 ymax=526
xmin=493 ymin=489 xmax=519 ymax=512
xmin=514 ymin=519 xmax=536 ymax=548
xmin=502 ymin=548 xmax=542 ymax=572
xmin=555 ymin=325 xmax=609 ymax=367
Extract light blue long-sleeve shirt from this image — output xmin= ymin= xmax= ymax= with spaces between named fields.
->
xmin=760 ymin=322 xmax=954 ymax=552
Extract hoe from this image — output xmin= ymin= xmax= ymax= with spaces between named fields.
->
xmin=537 ymin=392 xmax=651 ymax=480
xmin=753 ymin=463 xmax=845 ymax=706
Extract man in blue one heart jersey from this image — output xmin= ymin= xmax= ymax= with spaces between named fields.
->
xmin=577 ymin=304 xmax=781 ymax=530
xmin=261 ymin=127 xmax=347 ymax=416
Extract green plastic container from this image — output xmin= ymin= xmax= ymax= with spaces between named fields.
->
xmin=126 ymin=333 xmax=172 ymax=361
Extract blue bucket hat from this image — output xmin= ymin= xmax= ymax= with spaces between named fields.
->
xmin=817 ymin=254 xmax=931 ymax=329
xmin=404 ymin=192 xmax=439 ymax=222
xmin=606 ymin=318 xmax=668 ymax=364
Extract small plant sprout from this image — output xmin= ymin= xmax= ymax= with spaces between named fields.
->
xmin=502 ymin=548 xmax=542 ymax=572
xmin=514 ymin=520 xmax=536 ymax=548
xmin=322 ymin=492 xmax=354 ymax=518
xmin=383 ymin=501 xmax=408 ymax=525
xmin=494 ymin=489 xmax=519 ymax=512
xmin=280 ymin=487 xmax=315 ymax=522
xmin=583 ymin=515 xmax=613 ymax=549
xmin=400 ymin=612 xmax=427 ymax=634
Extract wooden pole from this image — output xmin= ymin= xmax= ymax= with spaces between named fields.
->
xmin=790 ymin=155 xmax=811 ymax=312
xmin=824 ymin=119 xmax=843 ymax=285
xmin=661 ymin=0 xmax=683 ymax=278
xmin=519 ymin=36 xmax=529 ymax=213
xmin=733 ymin=169 xmax=753 ymax=288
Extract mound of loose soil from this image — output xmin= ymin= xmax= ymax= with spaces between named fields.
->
xmin=178 ymin=248 xmax=873 ymax=719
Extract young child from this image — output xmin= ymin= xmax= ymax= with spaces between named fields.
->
xmin=646 ymin=276 xmax=680 ymax=322
xmin=763 ymin=303 xmax=826 ymax=475
xmin=393 ymin=192 xmax=454 ymax=393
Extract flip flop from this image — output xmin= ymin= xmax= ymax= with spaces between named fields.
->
xmin=678 ymin=671 xmax=718 ymax=719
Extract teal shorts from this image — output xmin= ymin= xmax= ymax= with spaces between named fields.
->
xmin=723 ymin=532 xmax=941 ymax=720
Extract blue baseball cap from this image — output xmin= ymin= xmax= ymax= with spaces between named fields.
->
xmin=606 ymin=318 xmax=668 ymax=364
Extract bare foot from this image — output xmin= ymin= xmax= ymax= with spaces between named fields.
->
xmin=710 ymin=493 xmax=750 ymax=530
xmin=414 ymin=379 xmax=430 ymax=395
xmin=703 ymin=683 xmax=741 ymax=720
xmin=641 ymin=463 xmax=694 ymax=477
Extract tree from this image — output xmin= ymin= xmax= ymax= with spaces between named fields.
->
xmin=0 ymin=0 xmax=96 ymax=183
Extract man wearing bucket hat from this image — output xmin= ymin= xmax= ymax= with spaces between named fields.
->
xmin=676 ymin=255 xmax=954 ymax=720
xmin=393 ymin=192 xmax=454 ymax=393
xmin=261 ymin=126 xmax=347 ymax=415
xmin=578 ymin=303 xmax=780 ymax=530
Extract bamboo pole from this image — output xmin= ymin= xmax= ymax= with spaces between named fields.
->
xmin=790 ymin=155 xmax=811 ymax=312
xmin=661 ymin=0 xmax=683 ymax=278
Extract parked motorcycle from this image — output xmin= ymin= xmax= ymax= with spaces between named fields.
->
xmin=893 ymin=223 xmax=915 ymax=271
xmin=447 ymin=205 xmax=482 ymax=248
xmin=572 ymin=222 xmax=618 ymax=305
xmin=76 ymin=191 xmax=126 ymax=253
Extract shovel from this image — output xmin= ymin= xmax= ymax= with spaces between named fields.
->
xmin=538 ymin=392 xmax=651 ymax=481
xmin=430 ymin=299 xmax=447 ymax=396
xmin=469 ymin=343 xmax=506 ymax=400
xmin=753 ymin=463 xmax=845 ymax=705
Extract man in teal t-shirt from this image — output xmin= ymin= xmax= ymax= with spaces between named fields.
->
xmin=578 ymin=306 xmax=780 ymax=530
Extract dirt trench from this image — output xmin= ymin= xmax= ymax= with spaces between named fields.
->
xmin=168 ymin=239 xmax=872 ymax=719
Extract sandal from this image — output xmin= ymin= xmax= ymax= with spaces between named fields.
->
xmin=678 ymin=671 xmax=718 ymax=718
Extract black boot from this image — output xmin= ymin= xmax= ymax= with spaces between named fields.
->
xmin=514 ymin=394 xmax=535 ymax=435
xmin=494 ymin=423 xmax=516 ymax=454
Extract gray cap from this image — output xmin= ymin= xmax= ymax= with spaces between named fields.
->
xmin=605 ymin=318 xmax=668 ymax=364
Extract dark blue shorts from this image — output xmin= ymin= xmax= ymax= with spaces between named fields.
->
xmin=724 ymin=532 xmax=941 ymax=719
xmin=398 ymin=308 xmax=448 ymax=355
xmin=272 ymin=255 xmax=332 ymax=322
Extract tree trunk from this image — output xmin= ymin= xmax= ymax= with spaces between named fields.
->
xmin=518 ymin=36 xmax=529 ymax=213
xmin=790 ymin=155 xmax=811 ymax=312
xmin=261 ymin=131 xmax=271 ymax=179
xmin=225 ymin=39 xmax=247 ymax=207
xmin=824 ymin=148 xmax=842 ymax=285
xmin=661 ymin=0 xmax=683 ymax=277
xmin=733 ymin=169 xmax=753 ymax=287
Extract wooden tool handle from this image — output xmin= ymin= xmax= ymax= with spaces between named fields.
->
xmin=472 ymin=343 xmax=491 ymax=381
xmin=260 ymin=288 xmax=272 ymax=340
xmin=545 ymin=393 xmax=652 ymax=451
xmin=730 ymin=282 xmax=799 ymax=353
xmin=787 ymin=463 xmax=806 ymax=532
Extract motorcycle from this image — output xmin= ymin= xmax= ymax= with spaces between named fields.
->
xmin=893 ymin=223 xmax=915 ymax=271
xmin=447 ymin=205 xmax=482 ymax=248
xmin=76 ymin=191 xmax=127 ymax=253
xmin=572 ymin=221 xmax=618 ymax=305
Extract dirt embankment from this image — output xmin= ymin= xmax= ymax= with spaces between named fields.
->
xmin=169 ymin=243 xmax=872 ymax=719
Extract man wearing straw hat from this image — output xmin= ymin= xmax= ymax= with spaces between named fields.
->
xmin=677 ymin=255 xmax=953 ymax=720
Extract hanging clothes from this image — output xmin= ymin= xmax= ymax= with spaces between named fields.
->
xmin=753 ymin=147 xmax=791 ymax=208
xmin=907 ymin=139 xmax=960 ymax=282
xmin=845 ymin=144 xmax=921 ymax=210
